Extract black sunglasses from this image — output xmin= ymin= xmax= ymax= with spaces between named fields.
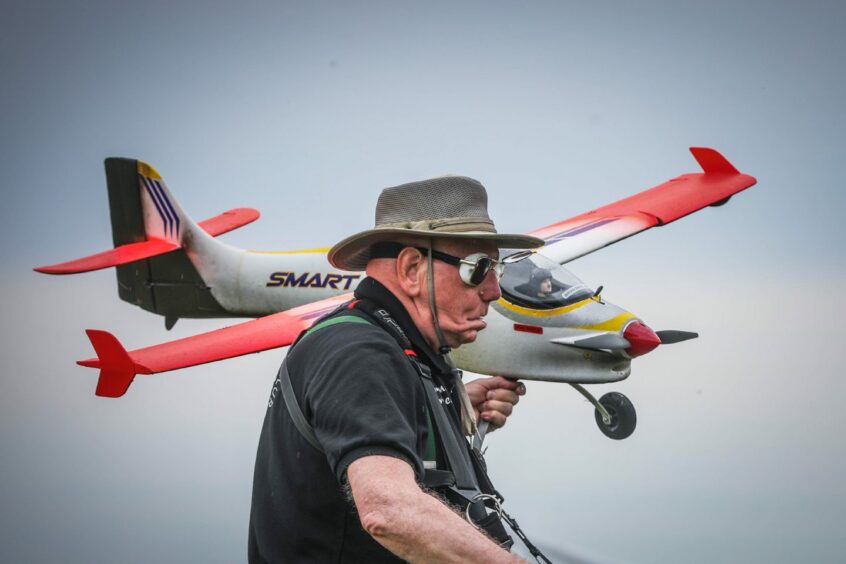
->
xmin=371 ymin=243 xmax=532 ymax=287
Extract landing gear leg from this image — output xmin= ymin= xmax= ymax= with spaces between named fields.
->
xmin=570 ymin=384 xmax=637 ymax=440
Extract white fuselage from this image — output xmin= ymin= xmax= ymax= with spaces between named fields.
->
xmin=186 ymin=235 xmax=636 ymax=384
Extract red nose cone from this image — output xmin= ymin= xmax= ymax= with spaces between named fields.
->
xmin=623 ymin=322 xmax=661 ymax=358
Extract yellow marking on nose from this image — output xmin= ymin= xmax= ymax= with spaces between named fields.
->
xmin=575 ymin=312 xmax=638 ymax=332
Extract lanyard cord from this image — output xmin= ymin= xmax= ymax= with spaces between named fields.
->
xmin=425 ymin=239 xmax=478 ymax=438
xmin=500 ymin=509 xmax=553 ymax=564
xmin=425 ymin=239 xmax=449 ymax=355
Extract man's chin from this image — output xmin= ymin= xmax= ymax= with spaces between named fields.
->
xmin=452 ymin=329 xmax=480 ymax=348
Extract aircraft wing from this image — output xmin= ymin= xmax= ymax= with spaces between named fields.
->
xmin=529 ymin=147 xmax=757 ymax=264
xmin=79 ymin=292 xmax=353 ymax=397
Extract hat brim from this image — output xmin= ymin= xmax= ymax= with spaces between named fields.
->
xmin=328 ymin=228 xmax=545 ymax=271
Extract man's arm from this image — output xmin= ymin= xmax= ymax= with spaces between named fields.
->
xmin=348 ymin=455 xmax=523 ymax=563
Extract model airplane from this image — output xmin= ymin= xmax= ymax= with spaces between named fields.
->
xmin=36 ymin=148 xmax=757 ymax=439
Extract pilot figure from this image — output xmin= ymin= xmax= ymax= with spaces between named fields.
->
xmin=530 ymin=267 xmax=554 ymax=298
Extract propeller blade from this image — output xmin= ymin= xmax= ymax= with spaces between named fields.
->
xmin=655 ymin=330 xmax=699 ymax=344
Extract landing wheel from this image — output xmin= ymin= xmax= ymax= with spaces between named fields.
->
xmin=594 ymin=392 xmax=637 ymax=440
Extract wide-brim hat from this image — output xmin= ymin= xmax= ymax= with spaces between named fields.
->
xmin=328 ymin=175 xmax=544 ymax=271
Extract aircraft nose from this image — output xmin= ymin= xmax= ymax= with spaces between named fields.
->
xmin=623 ymin=321 xmax=661 ymax=357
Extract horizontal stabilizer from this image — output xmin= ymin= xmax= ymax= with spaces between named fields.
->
xmin=34 ymin=237 xmax=179 ymax=274
xmin=197 ymin=207 xmax=260 ymax=236
xmin=34 ymin=208 xmax=260 ymax=275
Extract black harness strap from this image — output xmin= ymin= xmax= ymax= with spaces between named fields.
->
xmin=277 ymin=359 xmax=322 ymax=452
xmin=415 ymin=360 xmax=481 ymax=495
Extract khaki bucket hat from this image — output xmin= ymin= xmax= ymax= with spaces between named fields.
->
xmin=328 ymin=175 xmax=544 ymax=271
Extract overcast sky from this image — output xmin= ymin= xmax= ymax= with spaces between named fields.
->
xmin=2 ymin=1 xmax=845 ymax=563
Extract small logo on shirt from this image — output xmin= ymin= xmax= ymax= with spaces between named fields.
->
xmin=268 ymin=376 xmax=281 ymax=408
xmin=434 ymin=384 xmax=453 ymax=405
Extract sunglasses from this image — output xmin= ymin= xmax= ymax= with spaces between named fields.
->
xmin=371 ymin=243 xmax=533 ymax=287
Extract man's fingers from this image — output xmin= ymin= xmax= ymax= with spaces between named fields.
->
xmin=470 ymin=377 xmax=528 ymax=430
xmin=480 ymin=409 xmax=508 ymax=429
xmin=484 ymin=376 xmax=525 ymax=392
xmin=486 ymin=389 xmax=520 ymax=405
xmin=482 ymin=399 xmax=514 ymax=417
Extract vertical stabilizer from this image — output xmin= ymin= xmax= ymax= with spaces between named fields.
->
xmin=104 ymin=158 xmax=230 ymax=321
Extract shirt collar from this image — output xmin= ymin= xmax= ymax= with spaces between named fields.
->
xmin=354 ymin=277 xmax=451 ymax=373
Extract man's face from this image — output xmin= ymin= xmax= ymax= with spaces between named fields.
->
xmin=423 ymin=238 xmax=502 ymax=349
xmin=539 ymin=278 xmax=552 ymax=295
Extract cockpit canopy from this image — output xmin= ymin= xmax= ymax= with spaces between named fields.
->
xmin=499 ymin=251 xmax=594 ymax=309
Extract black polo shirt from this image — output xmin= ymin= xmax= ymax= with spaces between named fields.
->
xmin=248 ymin=278 xmax=460 ymax=563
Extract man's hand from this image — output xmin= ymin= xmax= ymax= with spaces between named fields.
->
xmin=465 ymin=376 xmax=526 ymax=430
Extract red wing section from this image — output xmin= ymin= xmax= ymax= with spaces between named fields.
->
xmin=531 ymin=147 xmax=757 ymax=264
xmin=79 ymin=293 xmax=353 ymax=397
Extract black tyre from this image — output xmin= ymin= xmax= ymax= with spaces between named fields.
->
xmin=594 ymin=392 xmax=637 ymax=440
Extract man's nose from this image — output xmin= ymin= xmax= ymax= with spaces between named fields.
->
xmin=480 ymin=270 xmax=502 ymax=302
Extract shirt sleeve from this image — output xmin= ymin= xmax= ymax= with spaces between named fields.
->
xmin=288 ymin=323 xmax=429 ymax=483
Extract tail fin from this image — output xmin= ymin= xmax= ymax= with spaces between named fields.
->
xmin=110 ymin=159 xmax=194 ymax=248
xmin=103 ymin=158 xmax=233 ymax=321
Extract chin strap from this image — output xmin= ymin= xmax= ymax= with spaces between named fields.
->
xmin=426 ymin=240 xmax=478 ymax=438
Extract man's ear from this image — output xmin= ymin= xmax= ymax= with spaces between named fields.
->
xmin=395 ymin=247 xmax=425 ymax=297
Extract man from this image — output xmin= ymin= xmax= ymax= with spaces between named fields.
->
xmin=249 ymin=176 xmax=545 ymax=562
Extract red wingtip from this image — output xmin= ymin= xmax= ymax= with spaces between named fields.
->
xmin=82 ymin=329 xmax=139 ymax=398
xmin=690 ymin=147 xmax=741 ymax=176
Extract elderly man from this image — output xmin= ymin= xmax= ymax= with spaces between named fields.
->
xmin=249 ymin=176 xmax=545 ymax=563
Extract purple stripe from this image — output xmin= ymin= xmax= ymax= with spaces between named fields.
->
xmin=301 ymin=308 xmax=334 ymax=321
xmin=545 ymin=217 xmax=620 ymax=244
xmin=152 ymin=179 xmax=180 ymax=238
xmin=147 ymin=179 xmax=176 ymax=238
xmin=141 ymin=176 xmax=171 ymax=236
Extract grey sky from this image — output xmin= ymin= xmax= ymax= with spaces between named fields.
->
xmin=2 ymin=1 xmax=844 ymax=562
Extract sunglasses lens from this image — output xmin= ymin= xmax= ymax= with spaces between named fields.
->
xmin=469 ymin=257 xmax=500 ymax=286
xmin=454 ymin=252 xmax=503 ymax=287
xmin=468 ymin=259 xmax=486 ymax=285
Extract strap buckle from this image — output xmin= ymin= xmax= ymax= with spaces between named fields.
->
xmin=464 ymin=493 xmax=503 ymax=523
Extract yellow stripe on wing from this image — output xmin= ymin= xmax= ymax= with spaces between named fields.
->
xmin=247 ymin=247 xmax=331 ymax=255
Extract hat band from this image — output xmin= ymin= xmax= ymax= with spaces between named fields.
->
xmin=376 ymin=216 xmax=497 ymax=234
